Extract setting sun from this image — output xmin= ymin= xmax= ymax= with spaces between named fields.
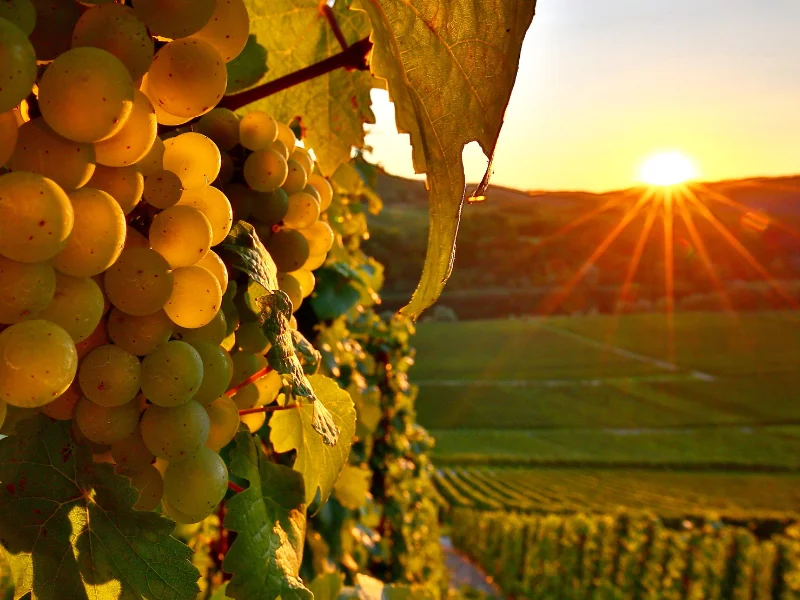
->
xmin=638 ymin=151 xmax=698 ymax=186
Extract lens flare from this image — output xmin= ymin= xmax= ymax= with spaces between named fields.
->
xmin=639 ymin=151 xmax=698 ymax=186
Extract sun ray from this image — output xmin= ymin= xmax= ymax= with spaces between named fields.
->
xmin=662 ymin=187 xmax=675 ymax=362
xmin=534 ymin=197 xmax=624 ymax=249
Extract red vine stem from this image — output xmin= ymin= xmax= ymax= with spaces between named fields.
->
xmin=228 ymin=481 xmax=245 ymax=493
xmin=321 ymin=3 xmax=349 ymax=51
xmin=238 ymin=404 xmax=300 ymax=416
xmin=225 ymin=365 xmax=273 ymax=397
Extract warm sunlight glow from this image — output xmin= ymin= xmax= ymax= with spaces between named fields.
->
xmin=638 ymin=152 xmax=698 ymax=186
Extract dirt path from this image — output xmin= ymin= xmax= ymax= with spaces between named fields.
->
xmin=441 ymin=536 xmax=503 ymax=597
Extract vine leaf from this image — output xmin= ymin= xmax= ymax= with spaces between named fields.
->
xmin=270 ymin=375 xmax=356 ymax=506
xmin=352 ymin=0 xmax=537 ymax=317
xmin=333 ymin=466 xmax=372 ymax=510
xmin=226 ymin=35 xmax=268 ymax=94
xmin=0 ymin=416 xmax=200 ymax=600
xmin=308 ymin=572 xmax=344 ymax=600
xmin=222 ymin=431 xmax=311 ymax=600
xmin=219 ymin=221 xmax=278 ymax=292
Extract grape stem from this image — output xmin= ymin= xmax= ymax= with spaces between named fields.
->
xmin=321 ymin=3 xmax=349 ymax=52
xmin=238 ymin=404 xmax=299 ymax=416
xmin=224 ymin=365 xmax=274 ymax=397
xmin=228 ymin=481 xmax=245 ymax=493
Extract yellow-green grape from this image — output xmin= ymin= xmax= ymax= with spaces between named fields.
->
xmin=53 ymin=188 xmax=126 ymax=277
xmin=94 ymin=90 xmax=157 ymax=167
xmin=267 ymin=229 xmax=310 ymax=273
xmin=243 ymin=149 xmax=287 ymax=193
xmin=71 ymin=3 xmax=154 ymax=80
xmin=143 ymin=170 xmax=183 ymax=209
xmin=161 ymin=499 xmax=209 ymax=524
xmin=0 ymin=109 xmax=18 ymax=166
xmin=132 ymin=0 xmax=214 ymax=39
xmin=111 ymin=427 xmax=155 ymax=473
xmin=307 ymin=174 xmax=333 ymax=212
xmin=39 ymin=47 xmax=134 ymax=143
xmin=276 ymin=123 xmax=296 ymax=155
xmin=29 ymin=0 xmax=80 ymax=61
xmin=224 ymin=183 xmax=254 ymax=221
xmin=88 ymin=165 xmax=144 ymax=215
xmin=195 ymin=250 xmax=228 ymax=292
xmin=277 ymin=272 xmax=303 ymax=313
xmin=196 ymin=108 xmax=239 ymax=150
xmin=174 ymin=309 xmax=226 ymax=346
xmin=145 ymin=88 xmax=193 ymax=126
xmin=145 ymin=39 xmax=226 ymax=120
xmin=282 ymin=159 xmax=307 ymax=196
xmin=301 ymin=220 xmax=335 ymax=256
xmin=124 ymin=226 xmax=150 ymax=250
xmin=164 ymin=265 xmax=222 ymax=329
xmin=107 ymin=308 xmax=173 ymax=356
xmin=9 ymin=118 xmax=96 ymax=190
xmin=140 ymin=340 xmax=203 ymax=407
xmin=216 ymin=152 xmax=234 ymax=186
xmin=189 ymin=0 xmax=248 ymax=62
xmin=303 ymin=251 xmax=327 ymax=271
xmin=163 ymin=446 xmax=227 ymax=519
xmin=104 ymin=248 xmax=174 ymax=316
xmin=76 ymin=319 xmax=109 ymax=360
xmin=302 ymin=184 xmax=320 ymax=205
xmin=188 ymin=341 xmax=232 ymax=406
xmin=177 ymin=186 xmax=232 ymax=246
xmin=162 ymin=132 xmax=221 ymax=189
xmin=79 ymin=344 xmax=141 ymax=407
xmin=75 ymin=396 xmax=140 ymax=445
xmin=204 ymin=395 xmax=239 ymax=451
xmin=39 ymin=273 xmax=105 ymax=342
xmin=234 ymin=321 xmax=270 ymax=354
xmin=0 ymin=0 xmax=35 ymax=35
xmin=289 ymin=269 xmax=315 ymax=299
xmin=251 ymin=188 xmax=288 ymax=225
xmin=41 ymin=381 xmax=81 ymax=420
xmin=141 ymin=401 xmax=210 ymax=461
xmin=135 ymin=136 xmax=164 ymax=176
xmin=283 ymin=191 xmax=320 ymax=230
xmin=0 ymin=18 xmax=36 ymax=113
xmin=230 ymin=351 xmax=266 ymax=388
xmin=0 ymin=256 xmax=55 ymax=324
xmin=270 ymin=140 xmax=289 ymax=161
xmin=239 ymin=111 xmax=277 ymax=150
xmin=240 ymin=410 xmax=265 ymax=433
xmin=130 ymin=464 xmax=163 ymax=511
xmin=0 ymin=172 xmax=73 ymax=262
xmin=149 ymin=205 xmax=212 ymax=268
xmin=289 ymin=149 xmax=313 ymax=177
xmin=232 ymin=368 xmax=281 ymax=411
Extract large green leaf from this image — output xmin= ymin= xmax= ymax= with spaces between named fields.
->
xmin=270 ymin=375 xmax=356 ymax=506
xmin=222 ymin=432 xmax=311 ymax=600
xmin=333 ymin=466 xmax=372 ymax=510
xmin=352 ymin=0 xmax=537 ymax=317
xmin=0 ymin=416 xmax=199 ymax=600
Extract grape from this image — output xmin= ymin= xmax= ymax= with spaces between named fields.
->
xmin=189 ymin=0 xmax=249 ymax=62
xmin=41 ymin=380 xmax=80 ymax=420
xmin=0 ymin=18 xmax=36 ymax=112
xmin=302 ymin=184 xmax=321 ymax=205
xmin=196 ymin=108 xmax=239 ymax=150
xmin=303 ymin=251 xmax=327 ymax=271
xmin=145 ymin=39 xmax=226 ymax=120
xmin=76 ymin=320 xmax=109 ymax=360
xmin=232 ymin=368 xmax=281 ymax=411
xmin=224 ymin=183 xmax=255 ymax=221
xmin=239 ymin=112 xmax=277 ymax=150
xmin=161 ymin=499 xmax=209 ymax=524
xmin=282 ymin=160 xmax=307 ymax=195
xmin=204 ymin=395 xmax=239 ymax=451
xmin=149 ymin=205 xmax=212 ymax=268
xmin=135 ymin=136 xmax=164 ymax=176
xmin=129 ymin=464 xmax=163 ymax=511
xmin=132 ymin=0 xmax=215 ymax=39
xmin=229 ymin=351 xmax=266 ymax=387
xmin=196 ymin=250 xmax=228 ymax=292
xmin=300 ymin=220 xmax=335 ymax=256
xmin=104 ymin=248 xmax=174 ymax=316
xmin=289 ymin=269 xmax=315 ymax=299
xmin=250 ymin=188 xmax=288 ymax=225
xmin=29 ymin=0 xmax=80 ymax=61
xmin=39 ymin=273 xmax=105 ymax=342
xmin=216 ymin=152 xmax=234 ymax=186
xmin=124 ymin=227 xmax=150 ymax=251
xmin=188 ymin=342 xmax=232 ymax=406
xmin=283 ymin=191 xmax=320 ymax=229
xmin=243 ymin=149 xmax=287 ymax=192
xmin=107 ymin=308 xmax=173 ymax=356
xmin=145 ymin=91 xmax=193 ymax=126
xmin=94 ymin=90 xmax=157 ymax=167
xmin=0 ymin=256 xmax=55 ymax=324
xmin=0 ymin=0 xmax=35 ymax=35
xmin=277 ymin=272 xmax=303 ymax=313
xmin=79 ymin=344 xmax=141 ymax=407
xmin=307 ymin=174 xmax=333 ymax=212
xmin=177 ymin=186 xmax=232 ymax=245
xmin=267 ymin=229 xmax=310 ymax=272
xmin=143 ymin=170 xmax=183 ymax=209
xmin=240 ymin=410 xmax=266 ymax=433
xmin=52 ymin=188 xmax=126 ymax=277
xmin=89 ymin=167 xmax=142 ymax=216
xmin=164 ymin=265 xmax=222 ymax=329
xmin=75 ymin=396 xmax=140 ymax=445
xmin=39 ymin=47 xmax=135 ymax=143
xmin=0 ymin=110 xmax=18 ymax=166
xmin=72 ymin=3 xmax=154 ymax=81
xmin=163 ymin=446 xmax=227 ymax=518
xmin=111 ymin=427 xmax=155 ymax=473
xmin=162 ymin=133 xmax=221 ymax=189
xmin=270 ymin=140 xmax=289 ymax=161
xmin=234 ymin=321 xmax=270 ymax=354
xmin=276 ymin=123 xmax=297 ymax=155
xmin=141 ymin=401 xmax=210 ymax=461
xmin=174 ymin=309 xmax=226 ymax=346
xmin=140 ymin=340 xmax=203 ymax=407
xmin=289 ymin=149 xmax=313 ymax=177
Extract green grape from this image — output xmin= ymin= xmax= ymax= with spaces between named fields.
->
xmin=53 ymin=188 xmax=126 ymax=277
xmin=140 ymin=340 xmax=203 ymax=407
xmin=283 ymin=191 xmax=320 ymax=229
xmin=302 ymin=183 xmax=320 ymax=204
xmin=39 ymin=47 xmax=134 ymax=143
xmin=303 ymin=251 xmax=327 ymax=271
xmin=149 ymin=205 xmax=212 ymax=268
xmin=135 ymin=136 xmax=164 ymax=176
xmin=104 ymin=248 xmax=174 ymax=316
xmin=132 ymin=0 xmax=214 ymax=39
xmin=276 ymin=123 xmax=297 ymax=155
xmin=239 ymin=112 xmax=277 ymax=150
xmin=204 ymin=395 xmax=239 ymax=451
xmin=0 ymin=256 xmax=55 ymax=324
xmin=187 ymin=342 xmax=232 ymax=405
xmin=129 ymin=464 xmax=163 ymax=511
xmin=88 ymin=165 xmax=144 ymax=215
xmin=244 ymin=149 xmax=287 ymax=192
xmin=143 ymin=170 xmax=183 ymax=209
xmin=164 ymin=265 xmax=222 ymax=329
xmin=220 ymin=331 xmax=235 ymax=352
xmin=29 ymin=0 xmax=80 ymax=61
xmin=234 ymin=321 xmax=270 ymax=354
xmin=301 ymin=220 xmax=335 ymax=256
xmin=177 ymin=185 xmax=232 ymax=245
xmin=196 ymin=250 xmax=228 ymax=292
xmin=71 ymin=3 xmax=154 ymax=80
xmin=282 ymin=159 xmax=307 ymax=196
xmin=161 ymin=499 xmax=210 ymax=524
xmin=140 ymin=401 xmax=210 ymax=461
xmin=111 ymin=427 xmax=155 ymax=472
xmin=75 ymin=396 xmax=140 ymax=445
xmin=163 ymin=446 xmax=227 ymax=518
xmin=307 ymin=174 xmax=333 ymax=212
xmin=0 ymin=320 xmax=76 ymax=408
xmin=162 ymin=133 xmax=221 ymax=189
xmin=0 ymin=109 xmax=18 ymax=166
xmin=240 ymin=410 xmax=265 ymax=433
xmin=0 ymin=0 xmax=35 ymax=35
xmin=223 ymin=182 xmax=254 ymax=221
xmin=39 ymin=273 xmax=105 ymax=342
xmin=216 ymin=152 xmax=234 ymax=186
xmin=251 ymin=188 xmax=288 ymax=226
xmin=174 ymin=309 xmax=226 ymax=346
xmin=94 ymin=90 xmax=157 ymax=167
xmin=41 ymin=380 xmax=80 ymax=420
xmin=79 ymin=344 xmax=141 ymax=407
xmin=290 ymin=148 xmax=313 ymax=177
xmin=189 ymin=0 xmax=249 ymax=62
xmin=277 ymin=272 xmax=303 ymax=313
xmin=76 ymin=319 xmax=109 ymax=361
xmin=267 ymin=229 xmax=310 ymax=272
xmin=9 ymin=118 xmax=96 ymax=190
xmin=145 ymin=39 xmax=226 ymax=120
xmin=196 ymin=108 xmax=239 ymax=150
xmin=0 ymin=18 xmax=36 ymax=113
xmin=288 ymin=269 xmax=315 ymax=299
xmin=232 ymin=368 xmax=281 ymax=410
xmin=107 ymin=308 xmax=173 ymax=356
xmin=270 ymin=140 xmax=289 ymax=161
xmin=230 ymin=351 xmax=266 ymax=388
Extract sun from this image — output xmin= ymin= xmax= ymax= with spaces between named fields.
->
xmin=638 ymin=151 xmax=698 ymax=186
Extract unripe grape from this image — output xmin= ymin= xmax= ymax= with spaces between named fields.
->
xmin=94 ymin=90 xmax=157 ymax=167
xmin=164 ymin=265 xmax=222 ymax=329
xmin=283 ymin=191 xmax=320 ymax=229
xmin=290 ymin=149 xmax=313 ymax=177
xmin=301 ymin=220 xmax=335 ymax=256
xmin=163 ymin=446 xmax=228 ymax=519
xmin=189 ymin=0 xmax=249 ymax=62
xmin=162 ymin=133 xmax=221 ymax=189
xmin=104 ymin=248 xmax=174 ymax=316
xmin=75 ymin=396 xmax=141 ymax=445
xmin=140 ymin=401 xmax=210 ymax=461
xmin=88 ymin=165 xmax=144 ymax=215
xmin=282 ymin=159 xmax=307 ymax=195
xmin=308 ymin=174 xmax=333 ymax=211
xmin=132 ymin=0 xmax=215 ymax=39
xmin=270 ymin=140 xmax=289 ymax=161
xmin=251 ymin=188 xmax=289 ymax=225
xmin=107 ymin=308 xmax=173 ymax=356
xmin=195 ymin=250 xmax=228 ymax=292
xmin=149 ymin=205 xmax=213 ymax=268
xmin=289 ymin=269 xmax=315 ymax=299
xmin=0 ymin=0 xmax=35 ymax=35
xmin=177 ymin=186 xmax=233 ymax=246
xmin=79 ymin=344 xmax=142 ymax=407
xmin=234 ymin=321 xmax=270 ymax=354
xmin=303 ymin=251 xmax=328 ymax=271
xmin=188 ymin=342 xmax=232 ymax=406
xmin=0 ymin=257 xmax=56 ymax=324
xmin=39 ymin=273 xmax=105 ymax=342
xmin=204 ymin=395 xmax=239 ymax=451
xmin=243 ymin=149 xmax=287 ymax=192
xmin=267 ymin=229 xmax=310 ymax=272
xmin=129 ymin=464 xmax=163 ymax=511
xmin=196 ymin=108 xmax=239 ymax=150
xmin=173 ymin=310 xmax=226 ymax=346
xmin=239 ymin=111 xmax=278 ymax=150
xmin=277 ymin=272 xmax=303 ymax=313
xmin=276 ymin=123 xmax=296 ymax=155
xmin=140 ymin=340 xmax=203 ymax=407
xmin=0 ymin=17 xmax=36 ymax=113
xmin=143 ymin=170 xmax=183 ymax=209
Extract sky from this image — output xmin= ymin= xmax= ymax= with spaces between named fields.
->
xmin=364 ymin=0 xmax=800 ymax=193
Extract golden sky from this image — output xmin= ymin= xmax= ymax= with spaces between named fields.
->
xmin=365 ymin=0 xmax=800 ymax=193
